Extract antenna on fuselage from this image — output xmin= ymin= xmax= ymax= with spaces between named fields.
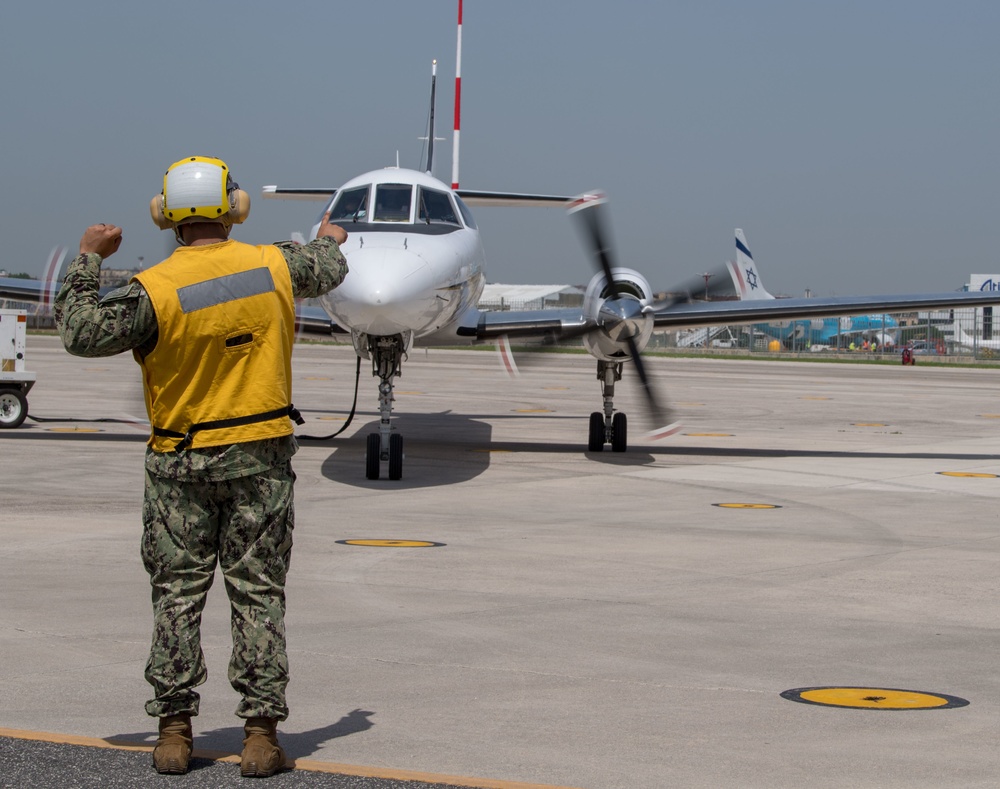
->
xmin=451 ymin=0 xmax=463 ymax=189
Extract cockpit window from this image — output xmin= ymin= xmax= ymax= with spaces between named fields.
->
xmin=417 ymin=188 xmax=460 ymax=226
xmin=373 ymin=184 xmax=413 ymax=222
xmin=454 ymin=194 xmax=477 ymax=229
xmin=327 ymin=186 xmax=369 ymax=222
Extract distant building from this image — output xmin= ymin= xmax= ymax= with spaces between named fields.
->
xmin=478 ymin=284 xmax=584 ymax=311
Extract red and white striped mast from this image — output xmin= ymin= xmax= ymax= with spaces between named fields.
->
xmin=451 ymin=0 xmax=463 ymax=190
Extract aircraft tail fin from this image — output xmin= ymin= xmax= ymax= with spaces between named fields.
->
xmin=727 ymin=229 xmax=774 ymax=301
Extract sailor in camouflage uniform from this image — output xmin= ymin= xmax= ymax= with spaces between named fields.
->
xmin=55 ymin=156 xmax=348 ymax=777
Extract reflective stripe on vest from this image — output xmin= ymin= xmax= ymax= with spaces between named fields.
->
xmin=178 ymin=267 xmax=276 ymax=313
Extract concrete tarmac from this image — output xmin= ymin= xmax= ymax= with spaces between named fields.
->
xmin=2 ymin=336 xmax=999 ymax=788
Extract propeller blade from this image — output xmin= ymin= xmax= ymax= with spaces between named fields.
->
xmin=625 ymin=334 xmax=679 ymax=438
xmin=568 ymin=192 xmax=621 ymax=296
xmin=496 ymin=334 xmax=520 ymax=378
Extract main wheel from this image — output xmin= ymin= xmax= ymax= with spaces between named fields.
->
xmin=611 ymin=411 xmax=628 ymax=452
xmin=0 ymin=389 xmax=27 ymax=429
xmin=388 ymin=433 xmax=403 ymax=480
xmin=365 ymin=433 xmax=381 ymax=480
xmin=588 ymin=412 xmax=605 ymax=452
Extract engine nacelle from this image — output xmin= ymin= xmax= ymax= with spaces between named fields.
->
xmin=581 ymin=267 xmax=656 ymax=362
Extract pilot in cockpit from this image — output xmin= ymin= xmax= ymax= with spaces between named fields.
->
xmin=374 ymin=185 xmax=412 ymax=222
xmin=332 ymin=188 xmax=367 ymax=222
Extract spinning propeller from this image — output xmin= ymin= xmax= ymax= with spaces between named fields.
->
xmin=566 ymin=192 xmax=673 ymax=436
xmin=566 ymin=192 xmax=730 ymax=441
xmin=495 ymin=190 xmax=731 ymax=447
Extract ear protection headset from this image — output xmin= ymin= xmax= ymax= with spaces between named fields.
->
xmin=149 ymin=156 xmax=250 ymax=230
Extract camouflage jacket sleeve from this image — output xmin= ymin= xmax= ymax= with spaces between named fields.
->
xmin=274 ymin=236 xmax=349 ymax=298
xmin=54 ymin=253 xmax=158 ymax=358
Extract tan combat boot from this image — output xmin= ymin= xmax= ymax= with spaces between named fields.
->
xmin=152 ymin=713 xmax=193 ymax=774
xmin=241 ymin=717 xmax=286 ymax=777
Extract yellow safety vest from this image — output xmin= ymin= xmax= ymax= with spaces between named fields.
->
xmin=133 ymin=240 xmax=296 ymax=452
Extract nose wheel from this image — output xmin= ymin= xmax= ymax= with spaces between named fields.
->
xmin=366 ymin=431 xmax=404 ymax=480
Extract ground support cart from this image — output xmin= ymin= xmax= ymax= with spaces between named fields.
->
xmin=0 ymin=309 xmax=36 ymax=428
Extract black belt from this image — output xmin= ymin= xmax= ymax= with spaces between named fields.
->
xmin=153 ymin=405 xmax=305 ymax=452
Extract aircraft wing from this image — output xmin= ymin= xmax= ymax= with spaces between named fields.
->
xmin=296 ymin=303 xmax=348 ymax=335
xmin=456 ymin=290 xmax=1000 ymax=343
xmin=650 ymin=291 xmax=1000 ymax=330
xmin=261 ymin=185 xmax=573 ymax=208
xmin=0 ymin=277 xmax=52 ymax=302
xmin=455 ymin=190 xmax=574 ymax=208
xmin=261 ymin=186 xmax=337 ymax=202
xmin=458 ymin=291 xmax=1000 ymax=340
xmin=457 ymin=307 xmax=588 ymax=341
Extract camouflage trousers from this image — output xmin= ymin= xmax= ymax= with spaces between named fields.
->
xmin=140 ymin=463 xmax=295 ymax=721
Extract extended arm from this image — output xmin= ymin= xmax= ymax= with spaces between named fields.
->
xmin=55 ymin=225 xmax=157 ymax=358
xmin=275 ymin=214 xmax=349 ymax=298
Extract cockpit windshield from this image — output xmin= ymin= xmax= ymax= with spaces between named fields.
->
xmin=417 ymin=188 xmax=460 ymax=226
xmin=320 ymin=182 xmax=466 ymax=233
xmin=328 ymin=186 xmax=369 ymax=222
xmin=373 ymin=184 xmax=413 ymax=222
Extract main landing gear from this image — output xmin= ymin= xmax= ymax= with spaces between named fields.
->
xmin=364 ymin=335 xmax=406 ymax=480
xmin=588 ymin=359 xmax=627 ymax=452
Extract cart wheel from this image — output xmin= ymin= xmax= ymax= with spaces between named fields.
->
xmin=0 ymin=388 xmax=27 ymax=429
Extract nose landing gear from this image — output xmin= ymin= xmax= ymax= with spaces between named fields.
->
xmin=364 ymin=335 xmax=406 ymax=480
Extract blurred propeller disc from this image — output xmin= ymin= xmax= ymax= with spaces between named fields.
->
xmin=568 ymin=191 xmax=678 ymax=439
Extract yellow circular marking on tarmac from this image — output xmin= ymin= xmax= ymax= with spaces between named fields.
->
xmin=979 ymin=414 xmax=1000 ymax=419
xmin=513 ymin=409 xmax=552 ymax=413
xmin=937 ymin=471 xmax=999 ymax=478
xmin=852 ymin=422 xmax=887 ymax=427
xmin=713 ymin=503 xmax=781 ymax=509
xmin=47 ymin=427 xmax=102 ymax=433
xmin=316 ymin=416 xmax=347 ymax=421
xmin=471 ymin=448 xmax=512 ymax=453
xmin=684 ymin=432 xmax=733 ymax=437
xmin=782 ymin=686 xmax=969 ymax=710
xmin=336 ymin=539 xmax=444 ymax=548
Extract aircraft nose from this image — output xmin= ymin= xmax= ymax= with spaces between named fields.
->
xmin=324 ymin=246 xmax=434 ymax=335
xmin=341 ymin=248 xmax=427 ymax=305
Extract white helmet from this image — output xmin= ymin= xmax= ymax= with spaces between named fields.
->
xmin=149 ymin=156 xmax=250 ymax=239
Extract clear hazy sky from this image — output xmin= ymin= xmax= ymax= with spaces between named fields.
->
xmin=2 ymin=1 xmax=996 ymax=296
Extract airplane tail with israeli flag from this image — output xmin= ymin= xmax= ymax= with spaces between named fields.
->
xmin=727 ymin=229 xmax=774 ymax=301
